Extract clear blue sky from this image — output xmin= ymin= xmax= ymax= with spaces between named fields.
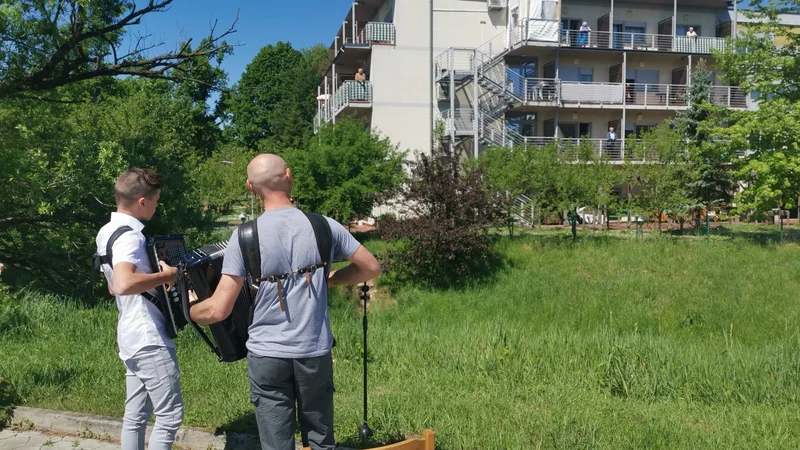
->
xmin=129 ymin=0 xmax=760 ymax=87
xmin=128 ymin=0 xmax=355 ymax=86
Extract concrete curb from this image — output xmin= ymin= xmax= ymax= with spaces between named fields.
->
xmin=11 ymin=406 xmax=284 ymax=450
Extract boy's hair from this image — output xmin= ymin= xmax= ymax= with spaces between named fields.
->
xmin=115 ymin=168 xmax=162 ymax=206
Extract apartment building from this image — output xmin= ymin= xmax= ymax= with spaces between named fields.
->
xmin=314 ymin=0 xmax=794 ymax=161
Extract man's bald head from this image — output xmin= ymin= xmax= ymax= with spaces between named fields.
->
xmin=247 ymin=154 xmax=292 ymax=195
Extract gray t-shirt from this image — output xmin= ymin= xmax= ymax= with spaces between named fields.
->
xmin=221 ymin=207 xmax=361 ymax=358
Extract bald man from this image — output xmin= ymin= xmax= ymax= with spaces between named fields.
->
xmin=190 ymin=154 xmax=381 ymax=450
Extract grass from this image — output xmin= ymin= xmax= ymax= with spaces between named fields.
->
xmin=2 ymin=232 xmax=800 ymax=448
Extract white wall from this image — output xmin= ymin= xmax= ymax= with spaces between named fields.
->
xmin=370 ymin=0 xmax=508 ymax=156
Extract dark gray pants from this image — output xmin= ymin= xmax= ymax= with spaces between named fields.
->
xmin=247 ymin=352 xmax=335 ymax=450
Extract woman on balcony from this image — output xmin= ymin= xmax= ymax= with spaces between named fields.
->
xmin=578 ymin=22 xmax=591 ymax=47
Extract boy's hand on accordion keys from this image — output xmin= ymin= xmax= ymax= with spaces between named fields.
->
xmin=159 ymin=260 xmax=178 ymax=291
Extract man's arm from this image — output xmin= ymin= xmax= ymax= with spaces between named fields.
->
xmin=113 ymin=261 xmax=177 ymax=296
xmin=328 ymin=245 xmax=382 ymax=286
xmin=189 ymin=274 xmax=245 ymax=324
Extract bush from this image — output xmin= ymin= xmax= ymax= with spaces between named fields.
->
xmin=379 ymin=150 xmax=504 ymax=288
xmin=0 ymin=377 xmax=20 ymax=430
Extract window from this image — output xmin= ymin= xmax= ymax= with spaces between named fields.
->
xmin=384 ymin=8 xmax=393 ymax=23
xmin=579 ymin=68 xmax=594 ymax=82
xmin=559 ymin=67 xmax=593 ymax=82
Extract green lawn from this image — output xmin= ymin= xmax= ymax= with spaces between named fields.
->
xmin=2 ymin=233 xmax=800 ymax=448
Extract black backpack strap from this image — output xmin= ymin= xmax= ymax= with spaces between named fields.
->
xmin=303 ymin=212 xmax=333 ymax=281
xmin=238 ymin=220 xmax=262 ymax=292
xmin=93 ymin=226 xmax=134 ymax=273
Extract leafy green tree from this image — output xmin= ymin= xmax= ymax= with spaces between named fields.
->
xmin=715 ymin=99 xmax=800 ymax=216
xmin=0 ymin=78 xmax=217 ymax=293
xmin=0 ymin=0 xmax=234 ymax=99
xmin=193 ymin=146 xmax=256 ymax=211
xmin=625 ymin=124 xmax=697 ymax=230
xmin=285 ymin=117 xmax=405 ymax=224
xmin=713 ymin=1 xmax=800 ymax=218
xmin=672 ymin=58 xmax=734 ymax=210
xmin=715 ymin=0 xmax=800 ymax=103
xmin=219 ymin=42 xmax=331 ymax=149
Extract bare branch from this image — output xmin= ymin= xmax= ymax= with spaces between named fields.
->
xmin=0 ymin=1 xmax=238 ymax=98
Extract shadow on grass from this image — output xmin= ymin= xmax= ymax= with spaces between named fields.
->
xmin=28 ymin=367 xmax=78 ymax=391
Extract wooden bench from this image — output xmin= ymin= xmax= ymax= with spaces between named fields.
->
xmin=302 ymin=430 xmax=435 ymax=450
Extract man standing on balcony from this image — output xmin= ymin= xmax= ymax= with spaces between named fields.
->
xmin=355 ymin=68 xmax=366 ymax=81
xmin=606 ymin=127 xmax=618 ymax=155
xmin=578 ymin=22 xmax=591 ymax=47
xmin=686 ymin=27 xmax=698 ymax=38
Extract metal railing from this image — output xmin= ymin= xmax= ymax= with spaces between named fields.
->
xmin=560 ymin=81 xmax=625 ymax=105
xmin=558 ymin=29 xmax=727 ymax=54
xmin=332 ymin=80 xmax=372 ymax=115
xmin=711 ymin=86 xmax=748 ymax=109
xmin=523 ymin=78 xmax=560 ymax=102
xmin=355 ymin=22 xmax=396 ymax=45
xmin=624 ymin=83 xmax=688 ymax=108
xmin=441 ymin=108 xmax=478 ymax=134
xmin=434 ymin=48 xmax=478 ymax=81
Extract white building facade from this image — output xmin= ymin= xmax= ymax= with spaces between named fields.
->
xmin=315 ymin=0 xmax=755 ymax=160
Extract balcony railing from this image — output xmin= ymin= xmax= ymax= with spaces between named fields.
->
xmin=711 ymin=86 xmax=748 ymax=108
xmin=625 ymin=83 xmax=688 ymax=108
xmin=523 ymin=78 xmax=561 ymax=102
xmin=440 ymin=108 xmax=478 ymax=134
xmin=557 ymin=29 xmax=727 ymax=54
xmin=561 ymin=81 xmax=625 ymax=105
xmin=332 ymin=80 xmax=372 ymax=115
xmin=354 ymin=22 xmax=396 ymax=45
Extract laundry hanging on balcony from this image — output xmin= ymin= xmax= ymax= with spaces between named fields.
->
xmin=521 ymin=0 xmax=558 ymax=42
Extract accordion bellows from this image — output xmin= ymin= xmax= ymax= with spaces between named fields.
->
xmin=146 ymin=235 xmax=253 ymax=363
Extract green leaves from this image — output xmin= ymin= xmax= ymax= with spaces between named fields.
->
xmin=285 ymin=117 xmax=405 ymax=224
xmin=220 ymin=42 xmax=330 ymax=149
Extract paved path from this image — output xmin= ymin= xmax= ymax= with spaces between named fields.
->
xmin=0 ymin=429 xmax=119 ymax=450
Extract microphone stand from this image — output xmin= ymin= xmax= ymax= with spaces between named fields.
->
xmin=357 ymin=281 xmax=373 ymax=440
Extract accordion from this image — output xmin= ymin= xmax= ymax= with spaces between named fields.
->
xmin=146 ymin=234 xmax=253 ymax=362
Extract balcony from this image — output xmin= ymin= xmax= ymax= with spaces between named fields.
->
xmin=560 ymin=81 xmax=625 ymax=107
xmin=332 ymin=80 xmax=373 ymax=117
xmin=439 ymin=108 xmax=478 ymax=136
xmin=509 ymin=79 xmax=747 ymax=110
xmin=555 ymin=29 xmax=727 ymax=54
xmin=354 ymin=22 xmax=396 ymax=46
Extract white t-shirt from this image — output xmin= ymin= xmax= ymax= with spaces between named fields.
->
xmin=96 ymin=212 xmax=174 ymax=360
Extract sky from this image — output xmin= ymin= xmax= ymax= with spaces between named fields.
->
xmin=128 ymin=0 xmax=761 ymax=88
xmin=127 ymin=0 xmax=356 ymax=86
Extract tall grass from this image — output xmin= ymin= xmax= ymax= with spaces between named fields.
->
xmin=2 ymin=235 xmax=800 ymax=448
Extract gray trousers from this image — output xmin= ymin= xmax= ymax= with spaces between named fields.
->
xmin=247 ymin=352 xmax=335 ymax=450
xmin=121 ymin=346 xmax=183 ymax=450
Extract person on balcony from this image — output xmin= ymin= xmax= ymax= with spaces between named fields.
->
xmin=578 ymin=22 xmax=591 ymax=47
xmin=355 ymin=68 xmax=366 ymax=81
xmin=686 ymin=27 xmax=698 ymax=38
xmin=606 ymin=127 xmax=618 ymax=155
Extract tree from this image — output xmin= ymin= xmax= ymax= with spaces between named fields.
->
xmin=0 ymin=0 xmax=235 ymax=100
xmin=715 ymin=99 xmax=800 ymax=216
xmin=712 ymin=1 xmax=800 ymax=218
xmin=0 ymin=78 xmax=218 ymax=294
xmin=474 ymin=144 xmax=539 ymax=236
xmin=379 ymin=147 xmax=505 ymax=288
xmin=715 ymin=0 xmax=800 ymax=103
xmin=672 ymin=58 xmax=734 ymax=210
xmin=626 ymin=124 xmax=697 ymax=231
xmin=219 ymin=42 xmax=331 ymax=149
xmin=285 ymin=117 xmax=405 ymax=224
xmin=193 ymin=145 xmax=256 ymax=210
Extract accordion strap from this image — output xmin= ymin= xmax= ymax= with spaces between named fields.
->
xmin=238 ymin=211 xmax=333 ymax=289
